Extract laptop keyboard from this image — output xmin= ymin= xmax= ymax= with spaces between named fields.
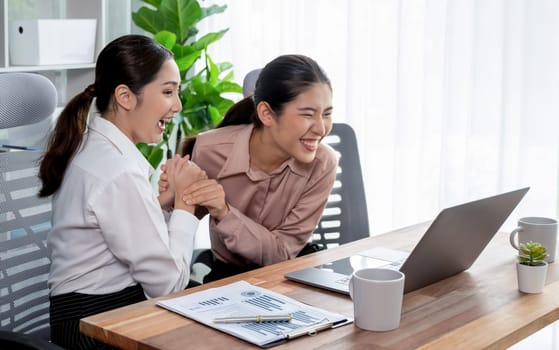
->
xmin=334 ymin=257 xmax=405 ymax=287
xmin=388 ymin=257 xmax=406 ymax=269
xmin=335 ymin=277 xmax=351 ymax=286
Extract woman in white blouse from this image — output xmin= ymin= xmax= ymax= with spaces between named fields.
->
xmin=38 ymin=34 xmax=210 ymax=350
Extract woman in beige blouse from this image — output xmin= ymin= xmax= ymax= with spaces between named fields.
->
xmin=159 ymin=54 xmax=337 ymax=282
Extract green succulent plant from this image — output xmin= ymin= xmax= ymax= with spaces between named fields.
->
xmin=132 ymin=0 xmax=242 ymax=168
xmin=518 ymin=241 xmax=547 ymax=266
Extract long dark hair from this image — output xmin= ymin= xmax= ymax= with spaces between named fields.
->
xmin=180 ymin=54 xmax=331 ymax=156
xmin=39 ymin=34 xmax=173 ymax=197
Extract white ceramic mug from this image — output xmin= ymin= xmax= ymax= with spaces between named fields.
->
xmin=509 ymin=217 xmax=557 ymax=263
xmin=349 ymin=267 xmax=405 ymax=332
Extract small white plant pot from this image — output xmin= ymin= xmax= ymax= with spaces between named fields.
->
xmin=516 ymin=261 xmax=548 ymax=294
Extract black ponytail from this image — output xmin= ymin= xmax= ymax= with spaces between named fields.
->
xmin=38 ymin=89 xmax=94 ymax=197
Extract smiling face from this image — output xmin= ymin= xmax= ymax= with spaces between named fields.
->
xmin=253 ymin=82 xmax=333 ymax=170
xmin=117 ymin=59 xmax=182 ymax=144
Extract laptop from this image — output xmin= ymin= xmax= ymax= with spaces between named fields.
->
xmin=285 ymin=187 xmax=529 ymax=294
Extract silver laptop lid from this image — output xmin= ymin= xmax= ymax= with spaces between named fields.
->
xmin=284 ymin=187 xmax=529 ymax=294
xmin=400 ymin=187 xmax=529 ymax=292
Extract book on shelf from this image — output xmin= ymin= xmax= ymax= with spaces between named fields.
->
xmin=156 ymin=280 xmax=352 ymax=348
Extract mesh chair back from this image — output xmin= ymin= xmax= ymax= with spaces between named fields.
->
xmin=0 ymin=150 xmax=52 ymax=339
xmin=0 ymin=73 xmax=57 ymax=129
xmin=242 ymin=69 xmax=262 ymax=97
xmin=312 ymin=123 xmax=370 ymax=247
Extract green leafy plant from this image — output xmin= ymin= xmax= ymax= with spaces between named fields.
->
xmin=518 ymin=241 xmax=547 ymax=266
xmin=132 ymin=0 xmax=242 ymax=168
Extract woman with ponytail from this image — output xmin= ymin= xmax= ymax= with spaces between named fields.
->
xmin=39 ymin=35 xmax=209 ymax=349
xmin=159 ymin=54 xmax=337 ymax=283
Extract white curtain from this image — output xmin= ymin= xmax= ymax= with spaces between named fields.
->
xmin=201 ymin=0 xmax=559 ymax=235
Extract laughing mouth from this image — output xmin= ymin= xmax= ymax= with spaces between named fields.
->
xmin=301 ymin=139 xmax=318 ymax=151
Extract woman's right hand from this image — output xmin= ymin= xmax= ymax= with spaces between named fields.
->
xmin=157 ymin=156 xmax=182 ymax=210
xmin=159 ymin=163 xmax=170 ymax=195
xmin=159 ymin=155 xmax=203 ymax=192
xmin=158 ymin=155 xmax=185 ymax=195
xmin=172 ymin=158 xmax=207 ymax=212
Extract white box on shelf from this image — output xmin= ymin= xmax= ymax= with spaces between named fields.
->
xmin=9 ymin=19 xmax=97 ymax=66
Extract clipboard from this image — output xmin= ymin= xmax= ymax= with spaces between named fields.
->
xmin=156 ymin=280 xmax=352 ymax=348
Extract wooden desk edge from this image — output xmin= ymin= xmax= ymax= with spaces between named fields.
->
xmin=79 ymin=298 xmax=186 ymax=350
xmin=418 ymin=279 xmax=559 ymax=349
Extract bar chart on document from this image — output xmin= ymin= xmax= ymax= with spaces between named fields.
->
xmin=156 ymin=280 xmax=351 ymax=347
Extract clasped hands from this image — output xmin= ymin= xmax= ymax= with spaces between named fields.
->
xmin=158 ymin=155 xmax=229 ymax=221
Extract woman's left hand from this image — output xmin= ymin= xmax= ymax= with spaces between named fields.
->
xmin=182 ymin=179 xmax=229 ymax=221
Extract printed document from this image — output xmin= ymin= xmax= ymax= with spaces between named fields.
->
xmin=156 ymin=280 xmax=351 ymax=348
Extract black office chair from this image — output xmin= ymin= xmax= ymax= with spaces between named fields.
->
xmin=310 ymin=122 xmax=370 ymax=248
xmin=0 ymin=73 xmax=58 ymax=347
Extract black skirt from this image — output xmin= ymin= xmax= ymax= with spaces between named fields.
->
xmin=49 ymin=284 xmax=146 ymax=350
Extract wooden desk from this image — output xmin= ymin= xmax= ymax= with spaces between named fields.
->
xmin=81 ymin=223 xmax=559 ymax=349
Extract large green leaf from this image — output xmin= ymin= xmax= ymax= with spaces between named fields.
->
xmin=201 ymin=4 xmax=227 ymax=20
xmin=147 ymin=147 xmax=165 ymax=169
xmin=207 ymin=54 xmax=219 ymax=85
xmin=180 ymin=119 xmax=194 ymax=136
xmin=136 ymin=143 xmax=165 ymax=169
xmin=220 ymin=70 xmax=234 ymax=82
xmin=172 ymin=43 xmax=197 ymax=57
xmin=155 ymin=31 xmax=177 ymax=50
xmin=214 ymin=96 xmax=235 ymax=115
xmin=132 ymin=7 xmax=167 ymax=34
xmin=192 ymin=30 xmax=228 ymax=50
xmin=175 ymin=50 xmax=202 ymax=72
xmin=181 ymin=104 xmax=206 ymax=116
xmin=216 ymin=81 xmax=243 ymax=93
xmin=185 ymin=107 xmax=211 ymax=131
xmin=160 ymin=0 xmax=202 ymax=43
xmin=196 ymin=80 xmax=220 ymax=99
xmin=139 ymin=0 xmax=161 ymax=7
xmin=185 ymin=84 xmax=233 ymax=113
xmin=207 ymin=105 xmax=222 ymax=126
xmin=186 ymin=27 xmax=199 ymax=41
xmin=136 ymin=142 xmax=151 ymax=156
xmin=217 ymin=62 xmax=233 ymax=73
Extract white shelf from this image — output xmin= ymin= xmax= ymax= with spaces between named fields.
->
xmin=0 ymin=0 xmax=131 ymax=105
xmin=0 ymin=63 xmax=96 ymax=73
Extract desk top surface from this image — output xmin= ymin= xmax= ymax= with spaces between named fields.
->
xmin=80 ymin=223 xmax=559 ymax=350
